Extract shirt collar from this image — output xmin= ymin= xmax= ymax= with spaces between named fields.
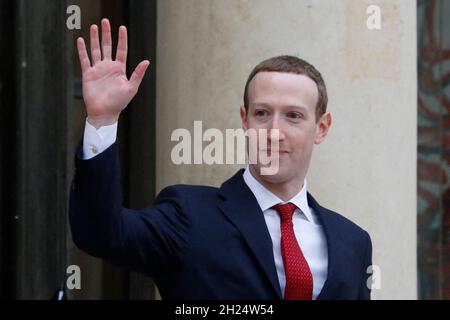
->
xmin=242 ymin=166 xmax=315 ymax=223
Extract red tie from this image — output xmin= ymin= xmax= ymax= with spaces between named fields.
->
xmin=272 ymin=203 xmax=313 ymax=300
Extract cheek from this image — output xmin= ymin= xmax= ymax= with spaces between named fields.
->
xmin=247 ymin=117 xmax=266 ymax=129
xmin=287 ymin=129 xmax=316 ymax=152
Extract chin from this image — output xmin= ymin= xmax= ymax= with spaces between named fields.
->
xmin=254 ymin=165 xmax=290 ymax=183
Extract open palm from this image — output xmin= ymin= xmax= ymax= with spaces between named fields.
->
xmin=77 ymin=19 xmax=150 ymax=127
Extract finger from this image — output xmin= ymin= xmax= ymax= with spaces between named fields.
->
xmin=129 ymin=60 xmax=150 ymax=91
xmin=77 ymin=37 xmax=91 ymax=73
xmin=101 ymin=18 xmax=112 ymax=60
xmin=90 ymin=24 xmax=101 ymax=64
xmin=115 ymin=26 xmax=127 ymax=65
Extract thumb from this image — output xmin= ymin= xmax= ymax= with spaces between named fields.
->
xmin=129 ymin=60 xmax=150 ymax=91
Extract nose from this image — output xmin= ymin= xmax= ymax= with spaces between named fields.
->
xmin=268 ymin=114 xmax=286 ymax=142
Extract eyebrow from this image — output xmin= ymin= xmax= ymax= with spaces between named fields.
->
xmin=251 ymin=103 xmax=309 ymax=113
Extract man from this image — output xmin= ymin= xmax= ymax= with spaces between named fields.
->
xmin=70 ymin=18 xmax=372 ymax=300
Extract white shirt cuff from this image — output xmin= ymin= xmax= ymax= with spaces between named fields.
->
xmin=82 ymin=119 xmax=118 ymax=159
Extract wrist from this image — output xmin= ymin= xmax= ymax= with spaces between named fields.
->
xmin=87 ymin=114 xmax=119 ymax=129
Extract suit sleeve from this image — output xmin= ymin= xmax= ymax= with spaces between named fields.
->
xmin=69 ymin=142 xmax=191 ymax=277
xmin=358 ymin=231 xmax=373 ymax=300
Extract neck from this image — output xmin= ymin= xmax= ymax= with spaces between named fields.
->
xmin=249 ymin=166 xmax=305 ymax=202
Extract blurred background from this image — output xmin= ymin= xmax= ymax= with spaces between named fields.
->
xmin=0 ymin=0 xmax=157 ymax=299
xmin=0 ymin=0 xmax=448 ymax=300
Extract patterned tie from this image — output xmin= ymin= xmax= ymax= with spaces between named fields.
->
xmin=272 ymin=202 xmax=313 ymax=300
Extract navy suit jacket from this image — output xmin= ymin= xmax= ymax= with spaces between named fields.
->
xmin=69 ymin=143 xmax=372 ymax=300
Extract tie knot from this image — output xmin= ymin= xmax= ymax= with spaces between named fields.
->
xmin=272 ymin=203 xmax=297 ymax=222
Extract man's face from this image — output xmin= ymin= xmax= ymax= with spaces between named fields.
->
xmin=240 ymin=71 xmax=331 ymax=185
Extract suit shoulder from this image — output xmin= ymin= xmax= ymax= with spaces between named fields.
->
xmin=320 ymin=206 xmax=370 ymax=240
xmin=156 ymin=183 xmax=219 ymax=200
xmin=319 ymin=206 xmax=372 ymax=267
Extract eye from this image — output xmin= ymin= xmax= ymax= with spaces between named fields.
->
xmin=287 ymin=112 xmax=302 ymax=119
xmin=254 ymin=109 xmax=268 ymax=117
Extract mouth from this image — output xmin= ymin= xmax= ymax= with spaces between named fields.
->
xmin=260 ymin=149 xmax=289 ymax=154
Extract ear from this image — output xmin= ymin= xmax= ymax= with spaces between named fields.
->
xmin=314 ymin=112 xmax=332 ymax=144
xmin=240 ymin=105 xmax=248 ymax=130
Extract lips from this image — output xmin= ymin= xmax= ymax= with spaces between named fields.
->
xmin=260 ymin=149 xmax=288 ymax=153
xmin=260 ymin=149 xmax=289 ymax=155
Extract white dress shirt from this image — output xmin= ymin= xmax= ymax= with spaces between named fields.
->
xmin=243 ymin=169 xmax=328 ymax=299
xmin=82 ymin=120 xmax=328 ymax=298
xmin=82 ymin=119 xmax=118 ymax=159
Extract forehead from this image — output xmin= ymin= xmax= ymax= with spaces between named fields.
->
xmin=248 ymin=72 xmax=319 ymax=112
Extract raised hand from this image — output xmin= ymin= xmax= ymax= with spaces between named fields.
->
xmin=77 ymin=18 xmax=150 ymax=128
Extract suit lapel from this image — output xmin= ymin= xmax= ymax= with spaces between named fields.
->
xmin=308 ymin=192 xmax=340 ymax=300
xmin=217 ymin=170 xmax=283 ymax=299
